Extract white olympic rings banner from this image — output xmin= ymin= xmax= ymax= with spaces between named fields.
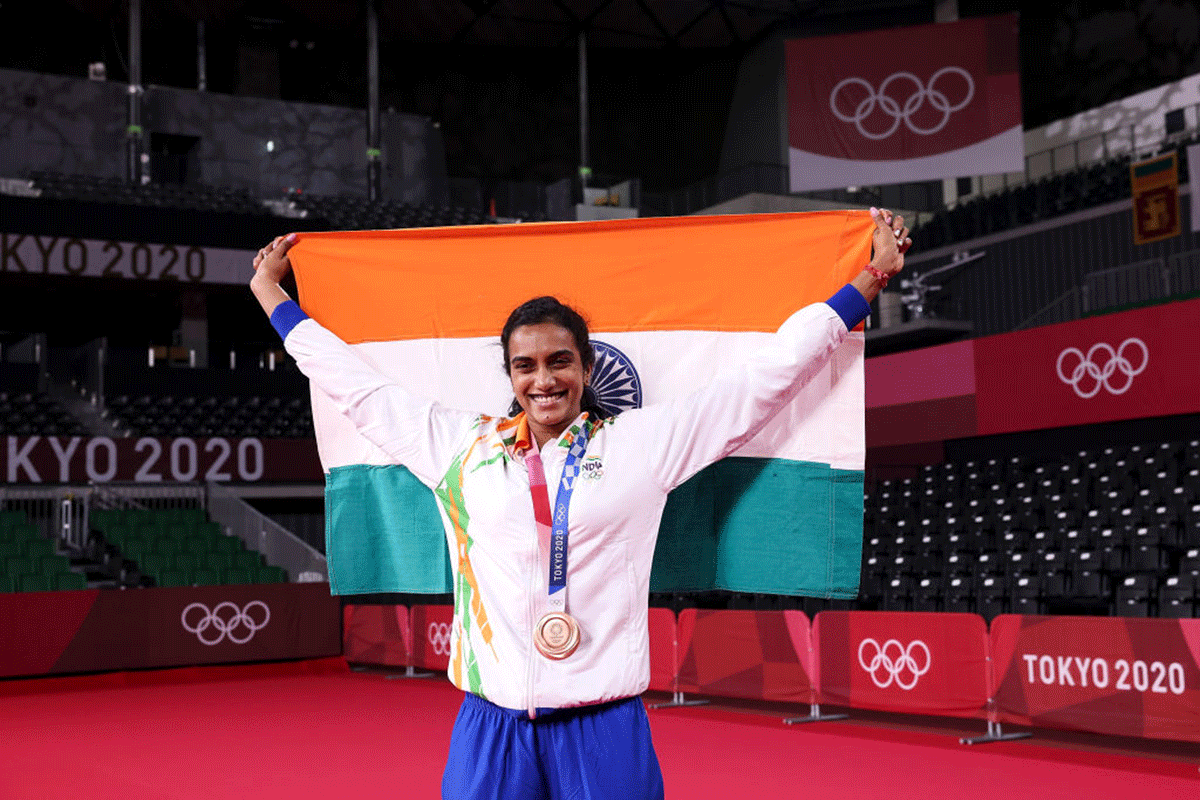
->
xmin=428 ymin=622 xmax=452 ymax=656
xmin=829 ymin=68 xmax=975 ymax=141
xmin=1056 ymin=339 xmax=1149 ymax=398
xmin=181 ymin=600 xmax=271 ymax=645
xmin=858 ymin=638 xmax=932 ymax=690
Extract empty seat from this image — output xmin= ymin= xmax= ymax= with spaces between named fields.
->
xmin=1115 ymin=574 xmax=1155 ymax=617
xmin=1158 ymin=575 xmax=1196 ymax=618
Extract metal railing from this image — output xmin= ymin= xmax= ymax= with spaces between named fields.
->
xmin=1 ymin=482 xmax=326 ymax=583
xmin=1017 ymin=249 xmax=1200 ymax=330
xmin=0 ymin=486 xmax=88 ymax=553
xmin=206 ymin=482 xmax=327 ymax=583
xmin=1084 ymin=258 xmax=1168 ymax=311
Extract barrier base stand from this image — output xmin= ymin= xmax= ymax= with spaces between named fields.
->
xmin=783 ymin=704 xmax=848 ymax=725
xmin=960 ymin=721 xmax=1031 ymax=745
xmin=386 ymin=665 xmax=436 ymax=680
xmin=648 ymin=691 xmax=709 ymax=709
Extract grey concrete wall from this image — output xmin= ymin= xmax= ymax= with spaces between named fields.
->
xmin=0 ymin=68 xmax=446 ymax=203
xmin=0 ymin=70 xmax=127 ymax=179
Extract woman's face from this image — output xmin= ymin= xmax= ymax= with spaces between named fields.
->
xmin=507 ymin=322 xmax=591 ymax=444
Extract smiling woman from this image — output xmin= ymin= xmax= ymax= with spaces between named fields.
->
xmin=247 ymin=208 xmax=910 ymax=800
xmin=499 ymin=296 xmax=604 ymax=449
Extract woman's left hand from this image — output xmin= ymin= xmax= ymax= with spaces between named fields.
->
xmin=869 ymin=207 xmax=911 ymax=280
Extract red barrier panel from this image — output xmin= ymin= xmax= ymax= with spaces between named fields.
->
xmin=648 ymin=607 xmax=676 ymax=693
xmin=0 ymin=590 xmax=98 ymax=677
xmin=343 ymin=604 xmax=410 ymax=667
xmin=991 ymin=615 xmax=1200 ymax=743
xmin=410 ymin=604 xmax=454 ymax=672
xmin=0 ymin=584 xmax=341 ymax=678
xmin=814 ymin=611 xmax=989 ymax=719
xmin=676 ymin=609 xmax=812 ymax=703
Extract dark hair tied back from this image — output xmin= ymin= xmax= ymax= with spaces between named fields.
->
xmin=501 ymin=296 xmax=611 ymax=420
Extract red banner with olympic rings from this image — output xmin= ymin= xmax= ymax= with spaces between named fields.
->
xmin=813 ymin=611 xmax=989 ymax=719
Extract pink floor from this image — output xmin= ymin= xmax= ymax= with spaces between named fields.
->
xmin=0 ymin=661 xmax=1195 ymax=799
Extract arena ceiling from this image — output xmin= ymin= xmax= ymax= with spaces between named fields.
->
xmin=63 ymin=0 xmax=933 ymax=49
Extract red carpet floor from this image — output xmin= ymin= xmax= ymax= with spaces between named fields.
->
xmin=0 ymin=661 xmax=1196 ymax=799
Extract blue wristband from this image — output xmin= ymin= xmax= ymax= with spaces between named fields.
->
xmin=270 ymin=300 xmax=309 ymax=340
xmin=826 ymin=284 xmax=871 ymax=329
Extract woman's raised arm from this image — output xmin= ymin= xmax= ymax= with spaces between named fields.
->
xmin=248 ymin=233 xmax=474 ymax=488
xmin=630 ymin=207 xmax=911 ymax=492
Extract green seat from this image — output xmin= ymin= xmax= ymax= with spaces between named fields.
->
xmin=22 ymin=538 xmax=55 ymax=558
xmin=0 ymin=540 xmax=24 ymax=560
xmin=189 ymin=567 xmax=221 ymax=586
xmin=173 ymin=552 xmax=202 ymax=573
xmin=102 ymin=524 xmax=130 ymax=545
xmin=0 ymin=510 xmax=25 ymax=528
xmin=55 ymin=571 xmax=86 ymax=590
xmin=162 ymin=524 xmax=192 ymax=541
xmin=203 ymin=551 xmax=233 ymax=570
xmin=182 ymin=537 xmax=212 ymax=555
xmin=121 ymin=530 xmax=150 ymax=551
xmin=232 ymin=550 xmax=263 ymax=570
xmin=0 ymin=574 xmax=15 ymax=593
xmin=212 ymin=535 xmax=241 ymax=554
xmin=10 ymin=523 xmax=39 ymax=541
xmin=255 ymin=564 xmax=287 ymax=584
xmin=152 ymin=537 xmax=181 ymax=556
xmin=90 ymin=509 xmax=118 ymax=530
xmin=139 ymin=553 xmax=173 ymax=575
xmin=18 ymin=573 xmax=53 ymax=592
xmin=156 ymin=569 xmax=190 ymax=588
xmin=5 ymin=556 xmax=33 ymax=576
xmin=38 ymin=553 xmax=70 ymax=574
xmin=221 ymin=567 xmax=254 ymax=585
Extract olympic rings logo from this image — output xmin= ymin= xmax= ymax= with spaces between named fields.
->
xmin=858 ymin=638 xmax=931 ymax=690
xmin=428 ymin=622 xmax=452 ymax=656
xmin=181 ymin=601 xmax=270 ymax=646
xmin=1056 ymin=339 xmax=1148 ymax=398
xmin=830 ymin=68 xmax=975 ymax=140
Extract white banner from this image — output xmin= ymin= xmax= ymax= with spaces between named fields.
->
xmin=0 ymin=233 xmax=253 ymax=285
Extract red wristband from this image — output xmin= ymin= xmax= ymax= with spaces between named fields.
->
xmin=863 ymin=265 xmax=889 ymax=287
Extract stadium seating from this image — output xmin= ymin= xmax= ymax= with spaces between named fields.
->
xmin=0 ymin=510 xmax=87 ymax=592
xmin=0 ymin=391 xmax=88 ymax=436
xmin=285 ymin=191 xmax=492 ymax=230
xmin=89 ymin=507 xmax=287 ymax=588
xmin=104 ymin=393 xmax=313 ymax=438
xmin=914 ymin=134 xmax=1200 ymax=250
xmin=28 ymin=172 xmax=271 ymax=216
xmin=864 ymin=437 xmax=1200 ymax=619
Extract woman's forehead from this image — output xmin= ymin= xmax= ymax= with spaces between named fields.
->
xmin=507 ymin=323 xmax=579 ymax=357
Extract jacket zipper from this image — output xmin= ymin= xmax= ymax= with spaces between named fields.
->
xmin=524 ymin=447 xmax=543 ymax=719
xmin=528 ymin=525 xmax=542 ymax=719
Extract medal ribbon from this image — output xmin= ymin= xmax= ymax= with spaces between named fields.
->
xmin=524 ymin=420 xmax=592 ymax=612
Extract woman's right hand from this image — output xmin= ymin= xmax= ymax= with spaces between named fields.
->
xmin=250 ymin=233 xmax=298 ymax=317
xmin=252 ymin=233 xmax=298 ymax=285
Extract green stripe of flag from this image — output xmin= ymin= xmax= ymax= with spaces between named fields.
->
xmin=325 ymin=458 xmax=863 ymax=598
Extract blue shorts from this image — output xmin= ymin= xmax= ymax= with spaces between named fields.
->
xmin=442 ymin=693 xmax=665 ymax=800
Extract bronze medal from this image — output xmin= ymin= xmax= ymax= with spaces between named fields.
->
xmin=533 ymin=612 xmax=580 ymax=660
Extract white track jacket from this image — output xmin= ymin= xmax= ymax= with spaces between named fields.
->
xmin=281 ymin=296 xmax=857 ymax=715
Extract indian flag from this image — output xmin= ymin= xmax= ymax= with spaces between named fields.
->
xmin=288 ymin=211 xmax=873 ymax=598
